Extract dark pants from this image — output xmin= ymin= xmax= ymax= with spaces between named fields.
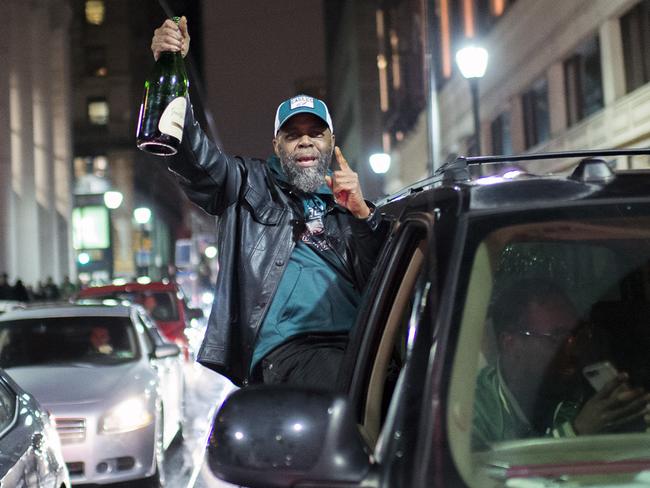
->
xmin=257 ymin=334 xmax=347 ymax=390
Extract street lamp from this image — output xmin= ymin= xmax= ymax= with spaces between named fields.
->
xmin=369 ymin=152 xmax=391 ymax=174
xmin=103 ymin=190 xmax=123 ymax=210
xmin=133 ymin=207 xmax=151 ymax=225
xmin=455 ymin=45 xmax=489 ymax=155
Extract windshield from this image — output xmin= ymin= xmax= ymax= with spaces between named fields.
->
xmin=447 ymin=205 xmax=650 ymax=486
xmin=0 ymin=316 xmax=140 ymax=367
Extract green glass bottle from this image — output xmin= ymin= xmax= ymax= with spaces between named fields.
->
xmin=136 ymin=16 xmax=189 ymax=156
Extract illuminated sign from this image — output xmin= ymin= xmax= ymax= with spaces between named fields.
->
xmin=72 ymin=206 xmax=110 ymax=250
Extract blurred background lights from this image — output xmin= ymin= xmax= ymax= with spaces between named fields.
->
xmin=204 ymin=246 xmax=217 ymax=259
xmin=133 ymin=207 xmax=152 ymax=224
xmin=369 ymin=152 xmax=391 ymax=174
xmin=103 ymin=190 xmax=123 ymax=209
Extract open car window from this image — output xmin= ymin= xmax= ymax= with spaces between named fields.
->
xmin=447 ymin=204 xmax=650 ymax=486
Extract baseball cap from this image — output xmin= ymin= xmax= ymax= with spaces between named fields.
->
xmin=274 ymin=94 xmax=334 ymax=136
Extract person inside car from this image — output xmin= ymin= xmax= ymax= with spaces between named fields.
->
xmin=88 ymin=326 xmax=113 ymax=355
xmin=149 ymin=18 xmax=390 ymax=389
xmin=472 ymin=279 xmax=650 ymax=450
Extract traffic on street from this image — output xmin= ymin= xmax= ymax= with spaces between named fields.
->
xmin=5 ymin=0 xmax=650 ymax=487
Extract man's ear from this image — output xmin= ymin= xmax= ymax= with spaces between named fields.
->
xmin=272 ymin=137 xmax=280 ymax=157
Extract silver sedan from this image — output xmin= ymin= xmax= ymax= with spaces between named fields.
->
xmin=0 ymin=303 xmax=184 ymax=486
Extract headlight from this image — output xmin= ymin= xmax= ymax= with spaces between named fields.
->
xmin=99 ymin=397 xmax=153 ymax=434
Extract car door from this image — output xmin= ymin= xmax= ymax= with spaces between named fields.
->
xmin=339 ymin=211 xmax=441 ymax=487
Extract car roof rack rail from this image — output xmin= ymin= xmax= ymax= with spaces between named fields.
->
xmin=374 ymin=148 xmax=650 ymax=207
xmin=568 ymin=158 xmax=615 ymax=182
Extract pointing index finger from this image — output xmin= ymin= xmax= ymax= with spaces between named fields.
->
xmin=335 ymin=146 xmax=350 ymax=171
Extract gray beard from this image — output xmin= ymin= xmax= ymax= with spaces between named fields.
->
xmin=279 ymin=149 xmax=331 ymax=193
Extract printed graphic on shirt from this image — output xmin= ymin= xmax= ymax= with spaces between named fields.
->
xmin=300 ymin=197 xmax=332 ymax=252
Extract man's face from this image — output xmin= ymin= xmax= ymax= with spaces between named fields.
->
xmin=501 ymin=296 xmax=581 ymax=389
xmin=272 ymin=113 xmax=335 ymax=193
xmin=90 ymin=327 xmax=110 ymax=348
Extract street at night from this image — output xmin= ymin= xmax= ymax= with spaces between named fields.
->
xmin=5 ymin=0 xmax=650 ymax=487
xmin=163 ymin=363 xmax=236 ymax=488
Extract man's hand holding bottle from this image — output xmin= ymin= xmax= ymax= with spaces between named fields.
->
xmin=152 ymin=16 xmax=190 ymax=61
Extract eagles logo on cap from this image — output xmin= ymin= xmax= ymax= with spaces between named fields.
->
xmin=274 ymin=94 xmax=334 ymax=136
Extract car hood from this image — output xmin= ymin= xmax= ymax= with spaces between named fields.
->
xmin=6 ymin=362 xmax=151 ymax=406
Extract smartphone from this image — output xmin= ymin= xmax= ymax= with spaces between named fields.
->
xmin=583 ymin=361 xmax=619 ymax=391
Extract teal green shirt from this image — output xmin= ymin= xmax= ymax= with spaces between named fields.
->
xmin=472 ymin=365 xmax=579 ymax=450
xmin=251 ymin=158 xmax=361 ymax=370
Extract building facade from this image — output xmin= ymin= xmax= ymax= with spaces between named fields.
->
xmin=0 ymin=0 xmax=75 ymax=286
xmin=70 ymin=0 xmax=209 ymax=284
xmin=336 ymin=0 xmax=650 ymax=195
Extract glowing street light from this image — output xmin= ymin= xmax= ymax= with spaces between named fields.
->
xmin=103 ymin=190 xmax=123 ymax=209
xmin=369 ymin=152 xmax=391 ymax=174
xmin=133 ymin=207 xmax=152 ymax=225
xmin=456 ymin=45 xmax=489 ymax=155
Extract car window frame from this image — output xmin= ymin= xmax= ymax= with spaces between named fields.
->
xmin=444 ymin=199 xmax=650 ymax=487
xmin=344 ymin=215 xmax=435 ymax=447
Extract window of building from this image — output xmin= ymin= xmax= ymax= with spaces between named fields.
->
xmin=87 ymin=98 xmax=109 ymax=125
xmin=86 ymin=46 xmax=108 ymax=77
xmin=522 ymin=77 xmax=550 ymax=149
xmin=85 ymin=0 xmax=105 ymax=25
xmin=490 ymin=112 xmax=512 ymax=155
xmin=564 ymin=36 xmax=604 ymax=126
xmin=620 ymin=0 xmax=650 ymax=93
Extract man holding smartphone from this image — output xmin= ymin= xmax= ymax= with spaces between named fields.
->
xmin=472 ymin=279 xmax=650 ymax=450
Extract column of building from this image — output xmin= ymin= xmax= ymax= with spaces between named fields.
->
xmin=0 ymin=0 xmax=73 ymax=286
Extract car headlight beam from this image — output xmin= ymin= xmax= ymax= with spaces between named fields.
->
xmin=100 ymin=397 xmax=153 ymax=434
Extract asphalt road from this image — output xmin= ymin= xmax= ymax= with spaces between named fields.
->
xmin=163 ymin=361 xmax=238 ymax=488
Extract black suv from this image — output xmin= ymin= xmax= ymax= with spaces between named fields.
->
xmin=206 ymin=150 xmax=650 ymax=488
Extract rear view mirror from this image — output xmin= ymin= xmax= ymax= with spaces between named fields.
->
xmin=207 ymin=386 xmax=371 ymax=488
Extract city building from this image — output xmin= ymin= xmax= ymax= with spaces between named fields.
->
xmin=70 ymin=0 xmax=212 ymax=284
xmin=329 ymin=0 xmax=650 ymax=196
xmin=0 ymin=0 xmax=75 ymax=287
xmin=379 ymin=0 xmax=650 ymax=192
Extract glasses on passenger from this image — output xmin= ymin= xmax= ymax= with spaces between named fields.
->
xmin=513 ymin=322 xmax=592 ymax=344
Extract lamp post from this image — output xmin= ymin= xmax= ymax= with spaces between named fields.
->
xmin=103 ymin=191 xmax=123 ymax=280
xmin=455 ymin=45 xmax=489 ymax=155
xmin=133 ymin=207 xmax=152 ymax=277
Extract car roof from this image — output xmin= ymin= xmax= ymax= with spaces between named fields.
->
xmin=378 ymin=151 xmax=650 ymax=215
xmin=77 ymin=280 xmax=178 ymax=296
xmin=0 ymin=302 xmax=135 ymax=321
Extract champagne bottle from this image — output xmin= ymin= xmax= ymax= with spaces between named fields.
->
xmin=136 ymin=16 xmax=189 ymax=156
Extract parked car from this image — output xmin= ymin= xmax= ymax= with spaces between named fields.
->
xmin=0 ymin=303 xmax=184 ymax=487
xmin=205 ymin=150 xmax=650 ymax=487
xmin=76 ymin=281 xmax=204 ymax=360
xmin=0 ymin=299 xmax=25 ymax=314
xmin=0 ymin=368 xmax=70 ymax=487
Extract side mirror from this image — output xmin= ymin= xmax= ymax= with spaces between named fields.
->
xmin=153 ymin=343 xmax=180 ymax=359
xmin=207 ymin=386 xmax=371 ymax=488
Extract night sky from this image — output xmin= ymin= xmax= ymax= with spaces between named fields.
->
xmin=183 ymin=0 xmax=327 ymax=159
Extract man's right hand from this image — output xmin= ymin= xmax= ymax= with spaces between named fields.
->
xmin=573 ymin=373 xmax=650 ymax=435
xmin=151 ymin=16 xmax=190 ymax=61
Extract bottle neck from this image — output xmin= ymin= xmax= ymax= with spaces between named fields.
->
xmin=159 ymin=51 xmax=182 ymax=62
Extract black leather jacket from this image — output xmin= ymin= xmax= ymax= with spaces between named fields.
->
xmin=168 ymin=105 xmax=390 ymax=386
